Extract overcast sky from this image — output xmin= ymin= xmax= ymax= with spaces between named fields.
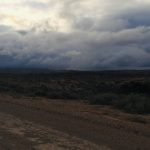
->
xmin=0 ymin=0 xmax=150 ymax=70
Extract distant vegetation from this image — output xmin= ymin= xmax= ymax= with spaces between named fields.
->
xmin=90 ymin=93 xmax=150 ymax=114
xmin=0 ymin=70 xmax=150 ymax=114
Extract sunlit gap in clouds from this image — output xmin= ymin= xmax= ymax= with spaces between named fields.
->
xmin=0 ymin=0 xmax=71 ymax=32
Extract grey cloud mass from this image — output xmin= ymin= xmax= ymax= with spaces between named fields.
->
xmin=0 ymin=0 xmax=150 ymax=70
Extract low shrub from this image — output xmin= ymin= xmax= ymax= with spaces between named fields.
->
xmin=114 ymin=94 xmax=150 ymax=114
xmin=90 ymin=93 xmax=150 ymax=114
xmin=90 ymin=93 xmax=120 ymax=105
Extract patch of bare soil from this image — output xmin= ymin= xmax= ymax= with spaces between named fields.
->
xmin=1 ymin=94 xmax=150 ymax=137
xmin=0 ymin=112 xmax=110 ymax=150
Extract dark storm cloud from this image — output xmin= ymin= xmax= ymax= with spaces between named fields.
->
xmin=0 ymin=26 xmax=150 ymax=70
xmin=67 ymin=3 xmax=150 ymax=32
xmin=0 ymin=0 xmax=150 ymax=70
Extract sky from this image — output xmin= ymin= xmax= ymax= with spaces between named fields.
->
xmin=0 ymin=0 xmax=150 ymax=70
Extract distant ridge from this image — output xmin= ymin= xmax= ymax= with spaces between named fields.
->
xmin=1 ymin=68 xmax=150 ymax=75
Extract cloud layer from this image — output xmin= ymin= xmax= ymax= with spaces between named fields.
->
xmin=0 ymin=0 xmax=150 ymax=70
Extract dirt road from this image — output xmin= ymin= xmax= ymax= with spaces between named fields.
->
xmin=0 ymin=97 xmax=150 ymax=150
xmin=0 ymin=111 xmax=107 ymax=150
